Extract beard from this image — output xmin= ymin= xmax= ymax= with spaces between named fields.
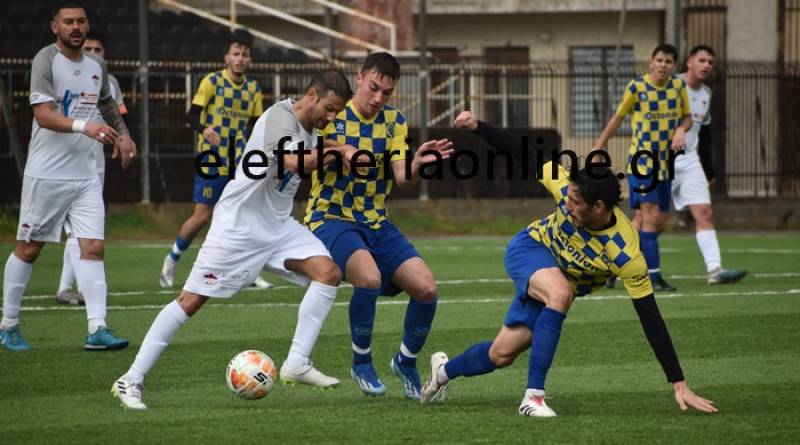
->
xmin=59 ymin=31 xmax=85 ymax=50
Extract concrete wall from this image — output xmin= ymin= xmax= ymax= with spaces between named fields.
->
xmin=726 ymin=0 xmax=779 ymax=62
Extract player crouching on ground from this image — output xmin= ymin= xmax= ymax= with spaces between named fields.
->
xmin=419 ymin=112 xmax=718 ymax=418
xmin=112 ymin=70 xmax=361 ymax=410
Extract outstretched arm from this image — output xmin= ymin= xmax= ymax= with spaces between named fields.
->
xmin=592 ymin=115 xmax=625 ymax=150
xmin=632 ymin=295 xmax=718 ymax=413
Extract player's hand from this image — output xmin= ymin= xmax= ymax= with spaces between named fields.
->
xmin=454 ymin=111 xmax=478 ymax=130
xmin=671 ymin=127 xmax=687 ymax=151
xmin=413 ymin=139 xmax=455 ymax=168
xmin=340 ymin=144 xmax=371 ymax=176
xmin=112 ymin=134 xmax=138 ymax=170
xmin=83 ymin=122 xmax=118 ymax=145
xmin=672 ymin=381 xmax=718 ymax=413
xmin=203 ymin=127 xmax=222 ymax=145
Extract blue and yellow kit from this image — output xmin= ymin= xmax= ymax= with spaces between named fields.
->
xmin=527 ymin=161 xmax=654 ymax=298
xmin=304 ymin=100 xmax=409 ymax=231
xmin=616 ymin=74 xmax=689 ymax=180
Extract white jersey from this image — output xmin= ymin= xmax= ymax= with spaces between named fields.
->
xmin=681 ymin=74 xmax=712 ymax=158
xmin=205 ymin=99 xmax=315 ymax=250
xmin=27 ymin=43 xmax=112 ymax=180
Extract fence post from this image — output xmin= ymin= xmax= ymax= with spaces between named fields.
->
xmin=501 ymin=65 xmax=508 ymax=127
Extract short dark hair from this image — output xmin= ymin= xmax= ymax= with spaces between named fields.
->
xmin=309 ymin=69 xmax=353 ymax=100
xmin=689 ymin=44 xmax=716 ymax=58
xmin=360 ymin=52 xmax=400 ymax=80
xmin=569 ymin=167 xmax=622 ymax=210
xmin=651 ymin=43 xmax=679 ymax=61
xmin=53 ymin=1 xmax=87 ymax=19
xmin=85 ymin=31 xmax=104 ymax=46
xmin=229 ymin=28 xmax=253 ymax=51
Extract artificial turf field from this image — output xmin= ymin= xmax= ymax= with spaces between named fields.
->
xmin=1 ymin=233 xmax=799 ymax=444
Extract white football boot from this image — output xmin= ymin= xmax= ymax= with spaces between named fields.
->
xmin=159 ymin=255 xmax=176 ymax=288
xmin=112 ymin=376 xmax=147 ymax=410
xmin=250 ymin=276 xmax=273 ymax=289
xmin=518 ymin=389 xmax=557 ymax=417
xmin=280 ymin=361 xmax=340 ymax=389
xmin=420 ymin=351 xmax=449 ymax=404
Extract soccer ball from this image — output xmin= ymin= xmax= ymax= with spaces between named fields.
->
xmin=225 ymin=350 xmax=278 ymax=400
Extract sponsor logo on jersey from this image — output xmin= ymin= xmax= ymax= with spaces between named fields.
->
xmin=639 ymin=93 xmax=648 ymax=100
xmin=92 ymin=74 xmax=100 ymax=87
xmin=386 ymin=122 xmax=395 ymax=138
xmin=335 ymin=120 xmax=345 ymax=134
xmin=644 ymin=111 xmax=679 ymax=120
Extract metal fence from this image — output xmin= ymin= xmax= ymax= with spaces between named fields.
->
xmin=1 ymin=60 xmax=798 ymax=202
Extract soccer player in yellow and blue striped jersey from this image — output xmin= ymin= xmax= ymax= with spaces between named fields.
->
xmin=421 ymin=112 xmax=717 ymax=417
xmin=160 ymin=30 xmax=264 ymax=288
xmin=594 ymin=44 xmax=692 ymax=292
xmin=304 ymin=53 xmax=453 ymax=399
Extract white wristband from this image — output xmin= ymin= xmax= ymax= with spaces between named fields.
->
xmin=71 ymin=119 xmax=87 ymax=134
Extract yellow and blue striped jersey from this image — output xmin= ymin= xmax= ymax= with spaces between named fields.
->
xmin=305 ymin=100 xmax=409 ymax=230
xmin=193 ymin=69 xmax=263 ymax=176
xmin=527 ymin=161 xmax=653 ymax=298
xmin=615 ymin=74 xmax=689 ymax=180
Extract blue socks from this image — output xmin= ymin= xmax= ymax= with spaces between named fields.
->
xmin=169 ymin=236 xmax=192 ymax=262
xmin=528 ymin=307 xmax=566 ymax=390
xmin=639 ymin=231 xmax=662 ymax=281
xmin=349 ymin=287 xmax=380 ymax=365
xmin=444 ymin=340 xmax=495 ymax=379
xmin=398 ymin=299 xmax=438 ymax=366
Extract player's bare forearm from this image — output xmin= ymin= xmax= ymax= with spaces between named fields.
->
xmin=98 ymin=95 xmax=129 ymax=136
xmin=393 ymin=158 xmax=419 ymax=188
xmin=32 ymin=102 xmax=77 ymax=133
xmin=593 ymin=115 xmax=624 ymax=150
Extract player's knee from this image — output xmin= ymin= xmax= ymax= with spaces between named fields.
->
xmin=351 ymin=272 xmax=382 ymax=290
xmin=315 ymin=261 xmax=342 ymax=286
xmin=411 ymin=280 xmax=438 ymax=302
xmin=80 ymin=240 xmax=105 ymax=260
xmin=13 ymin=242 xmax=42 ymax=263
xmin=176 ymin=292 xmax=206 ymax=316
xmin=540 ymin=287 xmax=572 ymax=312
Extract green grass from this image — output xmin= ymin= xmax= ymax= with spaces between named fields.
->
xmin=1 ymin=233 xmax=799 ymax=444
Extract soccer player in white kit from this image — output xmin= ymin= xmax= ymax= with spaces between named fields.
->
xmin=56 ymin=30 xmax=128 ymax=306
xmin=0 ymin=2 xmax=137 ymax=352
xmin=672 ymin=45 xmax=747 ymax=284
xmin=112 ymin=70 xmax=362 ymax=410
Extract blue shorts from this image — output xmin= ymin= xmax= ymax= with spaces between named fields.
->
xmin=192 ymin=175 xmax=230 ymax=205
xmin=502 ymin=229 xmax=559 ymax=330
xmin=312 ymin=219 xmax=420 ymax=296
xmin=627 ymin=174 xmax=672 ymax=213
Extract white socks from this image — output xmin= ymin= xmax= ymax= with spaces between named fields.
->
xmin=2 ymin=253 xmax=32 ymax=330
xmin=437 ymin=363 xmax=449 ymax=385
xmin=696 ymin=230 xmax=722 ymax=273
xmin=284 ymin=281 xmax=338 ymax=369
xmin=127 ymin=301 xmax=190 ymax=383
xmin=75 ymin=259 xmax=108 ymax=333
xmin=58 ymin=238 xmax=81 ymax=293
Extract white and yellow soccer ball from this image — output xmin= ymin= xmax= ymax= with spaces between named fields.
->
xmin=225 ymin=350 xmax=278 ymax=400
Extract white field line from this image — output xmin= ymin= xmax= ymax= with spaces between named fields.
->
xmin=20 ymin=272 xmax=800 ymax=302
xmin=19 ymin=287 xmax=800 ymax=312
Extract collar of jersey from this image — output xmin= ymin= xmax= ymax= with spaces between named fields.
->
xmin=581 ymin=209 xmax=622 ymax=236
xmin=221 ymin=69 xmax=246 ymax=88
xmin=643 ymin=74 xmax=671 ymax=90
xmin=347 ymin=99 xmax=380 ymax=123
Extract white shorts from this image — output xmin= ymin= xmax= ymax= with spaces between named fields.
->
xmin=671 ymin=154 xmax=711 ymax=211
xmin=183 ymin=220 xmax=331 ymax=298
xmin=64 ymin=172 xmax=104 ymax=239
xmin=17 ymin=176 xmax=105 ymax=243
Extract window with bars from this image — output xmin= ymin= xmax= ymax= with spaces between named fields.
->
xmin=569 ymin=46 xmax=635 ymax=137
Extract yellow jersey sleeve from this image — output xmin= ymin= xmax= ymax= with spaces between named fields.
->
xmin=538 ymin=160 xmax=570 ymax=203
xmin=251 ymin=86 xmax=264 ymax=118
xmin=390 ymin=120 xmax=409 ymax=162
xmin=678 ymin=82 xmax=690 ymax=117
xmin=617 ymin=255 xmax=654 ymax=299
xmin=615 ymin=80 xmax=637 ymax=118
xmin=192 ymin=75 xmax=215 ymax=108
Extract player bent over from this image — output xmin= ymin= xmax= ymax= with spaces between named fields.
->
xmin=420 ymin=113 xmax=717 ymax=418
xmin=113 ymin=71 xmax=359 ymax=409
